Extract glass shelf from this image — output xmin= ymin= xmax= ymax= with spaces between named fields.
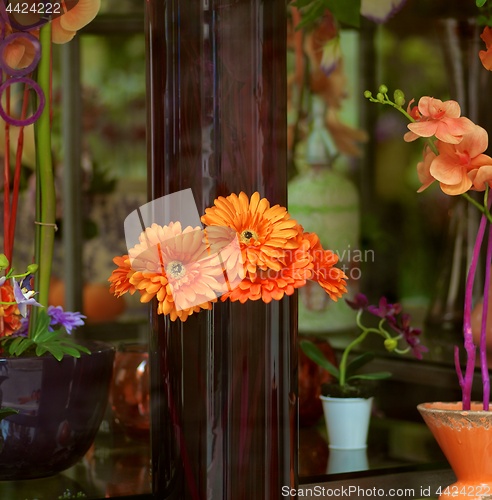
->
xmin=0 ymin=425 xmax=152 ymax=499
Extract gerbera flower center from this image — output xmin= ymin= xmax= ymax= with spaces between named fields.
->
xmin=166 ymin=260 xmax=186 ymax=280
xmin=240 ymin=229 xmax=259 ymax=244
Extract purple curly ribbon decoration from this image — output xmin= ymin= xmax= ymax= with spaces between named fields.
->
xmin=0 ymin=13 xmax=45 ymax=125
xmin=0 ymin=31 xmax=41 ymax=76
xmin=0 ymin=76 xmax=44 ymax=125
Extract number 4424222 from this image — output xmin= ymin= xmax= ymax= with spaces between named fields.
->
xmin=5 ymin=2 xmax=62 ymax=15
xmin=435 ymin=485 xmax=492 ymax=497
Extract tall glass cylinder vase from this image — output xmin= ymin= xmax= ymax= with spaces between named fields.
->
xmin=145 ymin=1 xmax=297 ymax=499
xmin=424 ymin=17 xmax=489 ymax=361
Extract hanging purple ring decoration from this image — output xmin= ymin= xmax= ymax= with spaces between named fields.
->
xmin=0 ymin=2 xmax=9 ymax=26
xmin=0 ymin=76 xmax=45 ymax=126
xmin=0 ymin=31 xmax=41 ymax=77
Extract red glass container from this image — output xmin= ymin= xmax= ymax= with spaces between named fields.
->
xmin=110 ymin=343 xmax=150 ymax=441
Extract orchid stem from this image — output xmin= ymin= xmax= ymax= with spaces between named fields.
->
xmin=33 ymin=24 xmax=54 ymax=314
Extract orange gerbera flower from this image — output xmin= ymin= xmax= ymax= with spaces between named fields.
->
xmin=404 ymin=97 xmax=475 ymax=144
xmin=222 ymin=229 xmax=313 ymax=304
xmin=0 ymin=281 xmax=21 ymax=337
xmin=127 ymin=222 xmax=225 ymax=322
xmin=304 ymin=232 xmax=347 ymax=301
xmin=479 ymin=26 xmax=492 ymax=71
xmin=430 ymin=125 xmax=492 ymax=195
xmin=201 ymin=192 xmax=300 ymax=278
xmin=108 ymin=255 xmax=136 ymax=298
xmin=52 ymin=0 xmax=101 ymax=44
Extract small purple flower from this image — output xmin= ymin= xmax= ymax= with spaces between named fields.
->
xmin=11 ymin=278 xmax=41 ymax=317
xmin=0 ymin=277 xmax=6 ymax=286
xmin=367 ymin=296 xmax=402 ymax=319
xmin=346 ymin=293 xmax=369 ymax=311
xmin=47 ymin=306 xmax=86 ymax=334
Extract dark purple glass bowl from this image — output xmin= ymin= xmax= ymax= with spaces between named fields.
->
xmin=0 ymin=340 xmax=114 ymax=480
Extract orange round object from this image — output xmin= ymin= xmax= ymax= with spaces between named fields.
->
xmin=49 ymin=278 xmax=126 ymax=323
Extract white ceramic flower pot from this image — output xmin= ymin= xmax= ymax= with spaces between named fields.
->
xmin=320 ymin=395 xmax=373 ymax=450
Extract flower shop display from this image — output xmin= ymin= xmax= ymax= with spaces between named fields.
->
xmin=0 ymin=1 xmax=115 ymax=479
xmin=363 ymin=11 xmax=492 ymax=492
xmin=301 ymin=293 xmax=425 ymax=449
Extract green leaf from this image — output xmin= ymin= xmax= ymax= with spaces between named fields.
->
xmin=292 ymin=0 xmax=315 ymax=8
xmin=347 ymin=371 xmax=392 ymax=381
xmin=34 ymin=330 xmax=59 ymax=344
xmin=345 ymin=352 xmax=375 ymax=378
xmin=36 ymin=344 xmax=64 ymax=361
xmin=295 ymin=2 xmax=326 ymax=30
xmin=477 ymin=0 xmax=487 ymax=7
xmin=58 ymin=345 xmax=83 ymax=358
xmin=9 ymin=338 xmax=34 ymax=357
xmin=325 ymin=0 xmax=361 ymax=27
xmin=0 ymin=408 xmax=18 ymax=421
xmin=6 ymin=336 xmax=25 ymax=354
xmin=31 ymin=309 xmax=51 ymax=341
xmin=300 ymin=340 xmax=340 ymax=379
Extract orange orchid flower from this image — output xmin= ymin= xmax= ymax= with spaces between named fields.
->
xmin=470 ymin=165 xmax=492 ymax=192
xmin=479 ymin=26 xmax=492 ymax=71
xmin=430 ymin=125 xmax=492 ymax=195
xmin=406 ymin=99 xmax=420 ymax=121
xmin=52 ymin=0 xmax=101 ymax=44
xmin=416 ymin=145 xmax=437 ymax=193
xmin=404 ymin=97 xmax=475 ymax=144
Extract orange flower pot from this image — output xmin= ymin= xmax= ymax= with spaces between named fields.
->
xmin=418 ymin=402 xmax=492 ymax=500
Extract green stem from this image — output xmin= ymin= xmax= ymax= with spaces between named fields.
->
xmin=338 ymin=313 xmax=394 ymax=386
xmin=462 ymin=191 xmax=492 ymax=224
xmin=33 ymin=24 xmax=54 ymax=312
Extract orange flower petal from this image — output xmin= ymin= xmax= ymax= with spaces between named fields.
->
xmin=52 ymin=0 xmax=101 ymax=44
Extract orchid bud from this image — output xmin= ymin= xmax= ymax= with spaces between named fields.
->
xmin=376 ymin=92 xmax=384 ymax=102
xmin=394 ymin=89 xmax=405 ymax=107
xmin=364 ymin=90 xmax=372 ymax=99
xmin=378 ymin=84 xmax=388 ymax=94
xmin=0 ymin=254 xmax=8 ymax=270
xmin=384 ymin=338 xmax=398 ymax=352
xmin=27 ymin=263 xmax=38 ymax=274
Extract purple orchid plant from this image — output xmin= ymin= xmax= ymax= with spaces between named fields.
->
xmin=301 ymin=293 xmax=426 ymax=397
